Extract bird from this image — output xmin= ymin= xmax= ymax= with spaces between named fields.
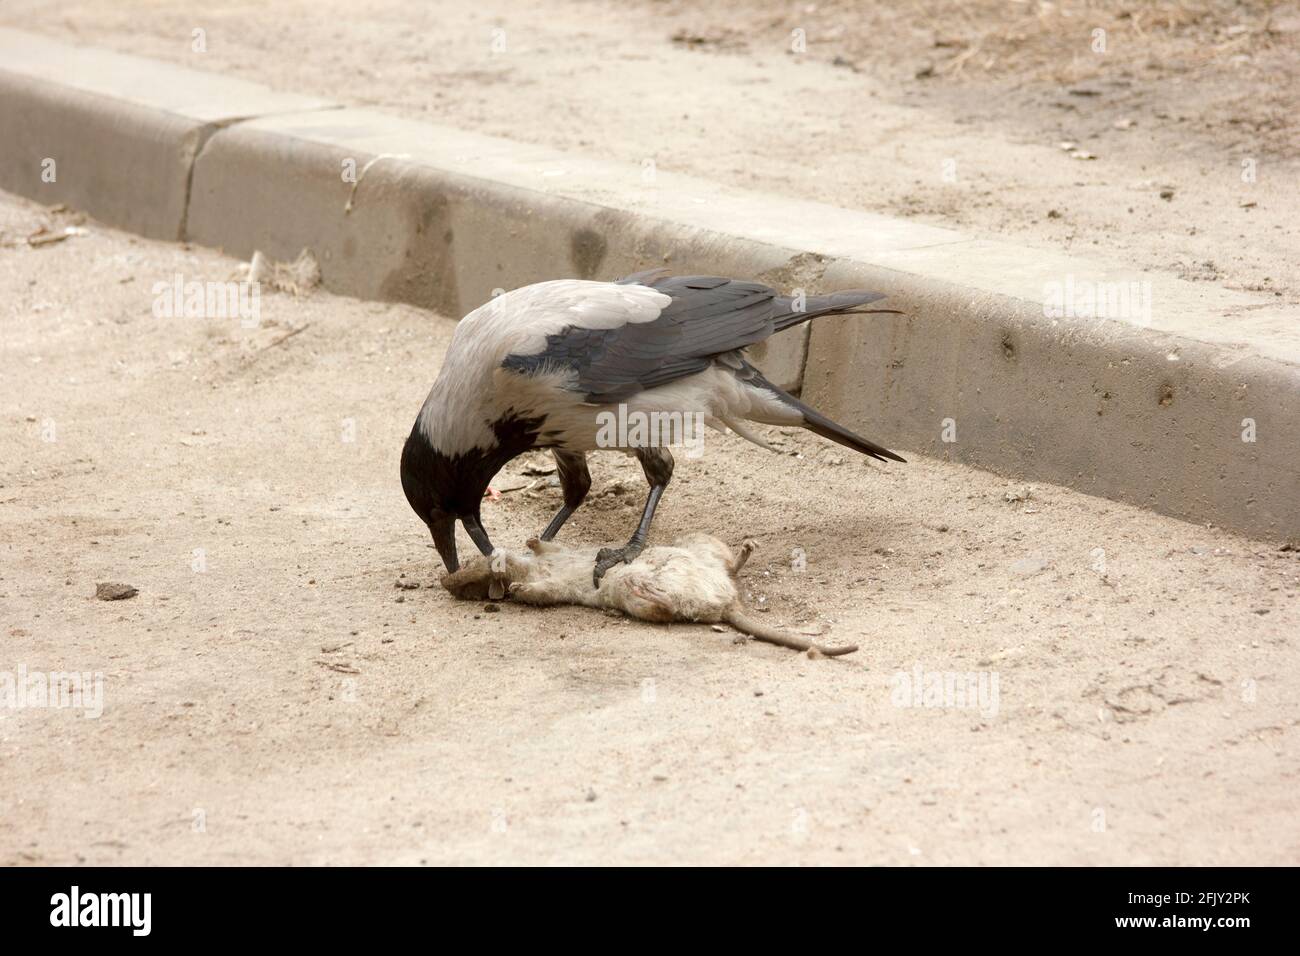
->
xmin=401 ymin=270 xmax=905 ymax=583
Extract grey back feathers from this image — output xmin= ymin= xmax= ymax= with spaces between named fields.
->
xmin=502 ymin=274 xmax=888 ymax=404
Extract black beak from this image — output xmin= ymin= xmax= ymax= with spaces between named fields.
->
xmin=461 ymin=512 xmax=494 ymax=557
xmin=430 ymin=512 xmax=458 ymax=573
xmin=430 ymin=511 xmax=495 ymax=574
xmin=461 ymin=512 xmax=504 ymax=598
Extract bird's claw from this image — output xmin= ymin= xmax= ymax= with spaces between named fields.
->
xmin=593 ymin=543 xmax=642 ymax=585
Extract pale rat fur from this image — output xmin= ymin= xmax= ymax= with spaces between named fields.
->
xmin=440 ymin=533 xmax=858 ymax=657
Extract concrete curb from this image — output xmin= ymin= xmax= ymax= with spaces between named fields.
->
xmin=1 ymin=28 xmax=1296 ymax=539
xmin=0 ymin=28 xmax=335 ymax=239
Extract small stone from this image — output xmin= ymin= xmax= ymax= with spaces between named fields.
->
xmin=95 ymin=582 xmax=138 ymax=601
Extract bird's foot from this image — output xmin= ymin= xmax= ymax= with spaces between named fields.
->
xmin=593 ymin=542 xmax=644 ymax=585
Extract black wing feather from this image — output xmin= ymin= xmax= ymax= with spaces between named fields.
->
xmin=503 ymin=274 xmax=886 ymax=404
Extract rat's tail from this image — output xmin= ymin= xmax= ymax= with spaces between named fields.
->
xmin=724 ymin=609 xmax=858 ymax=657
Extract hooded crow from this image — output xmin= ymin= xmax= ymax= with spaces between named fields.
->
xmin=402 ymin=270 xmax=905 ymax=582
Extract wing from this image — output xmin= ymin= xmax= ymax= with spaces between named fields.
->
xmin=501 ymin=275 xmax=781 ymax=403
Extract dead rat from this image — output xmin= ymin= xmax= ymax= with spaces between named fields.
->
xmin=440 ymin=533 xmax=858 ymax=657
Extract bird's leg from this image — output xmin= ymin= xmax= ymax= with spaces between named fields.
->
xmin=593 ymin=446 xmax=674 ymax=585
xmin=539 ymin=450 xmax=591 ymax=541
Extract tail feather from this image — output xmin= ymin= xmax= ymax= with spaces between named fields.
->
xmin=801 ymin=408 xmax=907 ymax=463
xmin=771 ymin=290 xmax=899 ymax=333
xmin=748 ymin=368 xmax=906 ymax=464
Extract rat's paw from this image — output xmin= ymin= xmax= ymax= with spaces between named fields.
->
xmin=508 ymin=580 xmax=548 ymax=604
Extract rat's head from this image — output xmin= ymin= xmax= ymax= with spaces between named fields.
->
xmin=440 ymin=555 xmax=502 ymax=600
xmin=440 ymin=549 xmax=537 ymax=601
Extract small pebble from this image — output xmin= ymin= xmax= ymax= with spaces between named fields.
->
xmin=95 ymin=582 xmax=138 ymax=601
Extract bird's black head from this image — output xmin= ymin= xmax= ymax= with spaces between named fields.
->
xmin=401 ymin=413 xmax=544 ymax=573
xmin=400 ymin=427 xmax=495 ymax=574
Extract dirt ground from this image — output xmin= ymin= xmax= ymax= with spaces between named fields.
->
xmin=4 ymin=0 xmax=1297 ymax=305
xmin=1 ymin=192 xmax=1296 ymax=865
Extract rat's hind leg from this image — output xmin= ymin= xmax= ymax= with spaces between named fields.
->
xmin=539 ymin=450 xmax=591 ymax=541
xmin=729 ymin=538 xmax=757 ymax=577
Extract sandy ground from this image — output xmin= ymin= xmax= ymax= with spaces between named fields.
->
xmin=1 ymin=192 xmax=1296 ymax=865
xmin=3 ymin=0 xmax=1297 ymax=306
